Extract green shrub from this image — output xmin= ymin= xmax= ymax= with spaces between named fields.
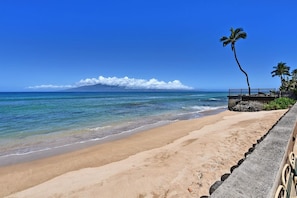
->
xmin=264 ymin=97 xmax=296 ymax=110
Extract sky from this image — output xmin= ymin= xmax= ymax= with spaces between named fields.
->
xmin=0 ymin=0 xmax=297 ymax=91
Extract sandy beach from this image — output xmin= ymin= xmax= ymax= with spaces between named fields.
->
xmin=0 ymin=109 xmax=287 ymax=198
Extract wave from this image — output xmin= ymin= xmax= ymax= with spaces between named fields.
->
xmin=0 ymin=136 xmax=110 ymax=159
xmin=88 ymin=125 xmax=112 ymax=131
xmin=183 ymin=105 xmax=227 ymax=112
xmin=208 ymin=98 xmax=221 ymax=101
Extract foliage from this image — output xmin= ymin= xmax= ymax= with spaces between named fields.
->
xmin=220 ymin=28 xmax=247 ymax=51
xmin=271 ymin=62 xmax=297 ymax=94
xmin=264 ymin=97 xmax=296 ymax=110
xmin=291 ymin=69 xmax=297 ymax=81
xmin=271 ymin=62 xmax=291 ymax=93
xmin=271 ymin=62 xmax=290 ymax=81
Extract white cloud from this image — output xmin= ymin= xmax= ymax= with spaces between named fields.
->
xmin=77 ymin=76 xmax=193 ymax=90
xmin=28 ymin=76 xmax=193 ymax=90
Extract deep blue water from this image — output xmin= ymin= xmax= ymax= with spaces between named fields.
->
xmin=0 ymin=91 xmax=228 ymax=159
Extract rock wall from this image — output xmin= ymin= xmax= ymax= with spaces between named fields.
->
xmin=208 ymin=103 xmax=297 ymax=198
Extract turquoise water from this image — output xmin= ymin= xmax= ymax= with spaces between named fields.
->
xmin=0 ymin=91 xmax=228 ymax=160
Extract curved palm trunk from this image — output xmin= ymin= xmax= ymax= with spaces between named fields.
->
xmin=233 ymin=47 xmax=251 ymax=95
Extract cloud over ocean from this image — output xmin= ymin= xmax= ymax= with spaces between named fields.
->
xmin=28 ymin=76 xmax=193 ymax=90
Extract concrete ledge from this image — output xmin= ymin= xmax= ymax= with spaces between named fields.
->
xmin=210 ymin=104 xmax=297 ymax=198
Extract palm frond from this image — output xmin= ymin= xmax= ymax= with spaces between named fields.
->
xmin=236 ymin=32 xmax=247 ymax=39
xmin=234 ymin=28 xmax=244 ymax=35
xmin=220 ymin=36 xmax=228 ymax=42
xmin=223 ymin=40 xmax=231 ymax=47
xmin=220 ymin=27 xmax=247 ymax=49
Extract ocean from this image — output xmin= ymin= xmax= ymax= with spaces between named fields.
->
xmin=0 ymin=91 xmax=228 ymax=165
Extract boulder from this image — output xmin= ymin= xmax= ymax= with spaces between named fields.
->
xmin=231 ymin=101 xmax=264 ymax=112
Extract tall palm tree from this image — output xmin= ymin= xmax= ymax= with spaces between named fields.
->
xmin=220 ymin=27 xmax=251 ymax=95
xmin=271 ymin=62 xmax=290 ymax=87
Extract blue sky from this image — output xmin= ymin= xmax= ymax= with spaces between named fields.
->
xmin=0 ymin=0 xmax=296 ymax=91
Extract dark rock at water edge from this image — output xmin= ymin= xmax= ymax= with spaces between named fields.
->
xmin=230 ymin=101 xmax=264 ymax=112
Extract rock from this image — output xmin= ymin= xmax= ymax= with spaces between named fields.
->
xmin=244 ymin=151 xmax=251 ymax=158
xmin=187 ymin=187 xmax=193 ymax=193
xmin=221 ymin=173 xmax=230 ymax=181
xmin=231 ymin=101 xmax=264 ymax=112
xmin=209 ymin=180 xmax=223 ymax=194
xmin=230 ymin=164 xmax=238 ymax=173
xmin=237 ymin=158 xmax=244 ymax=166
xmin=248 ymin=147 xmax=255 ymax=153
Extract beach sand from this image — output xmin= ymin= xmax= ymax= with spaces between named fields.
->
xmin=0 ymin=109 xmax=287 ymax=198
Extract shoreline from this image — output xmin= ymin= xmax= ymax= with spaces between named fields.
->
xmin=0 ymin=109 xmax=287 ymax=197
xmin=0 ymin=107 xmax=227 ymax=167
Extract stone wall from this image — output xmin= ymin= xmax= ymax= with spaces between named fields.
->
xmin=228 ymin=95 xmax=277 ymax=111
xmin=209 ymin=103 xmax=297 ymax=198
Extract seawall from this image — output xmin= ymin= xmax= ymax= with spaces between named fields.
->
xmin=210 ymin=103 xmax=297 ymax=197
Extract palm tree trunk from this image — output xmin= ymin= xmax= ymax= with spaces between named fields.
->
xmin=233 ymin=47 xmax=251 ymax=95
xmin=280 ymin=77 xmax=284 ymax=97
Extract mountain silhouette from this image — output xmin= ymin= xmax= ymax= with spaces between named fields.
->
xmin=66 ymin=84 xmax=188 ymax=92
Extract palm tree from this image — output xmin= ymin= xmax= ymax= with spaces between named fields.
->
xmin=271 ymin=62 xmax=290 ymax=87
xmin=271 ymin=62 xmax=290 ymax=96
xmin=290 ymin=69 xmax=297 ymax=91
xmin=220 ymin=27 xmax=251 ymax=95
xmin=291 ymin=69 xmax=297 ymax=81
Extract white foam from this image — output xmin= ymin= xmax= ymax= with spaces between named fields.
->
xmin=88 ymin=125 xmax=112 ymax=131
xmin=208 ymin=98 xmax=221 ymax=101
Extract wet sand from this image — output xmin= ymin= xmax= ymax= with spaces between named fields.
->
xmin=1 ymin=109 xmax=287 ymax=197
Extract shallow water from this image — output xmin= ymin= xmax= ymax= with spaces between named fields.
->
xmin=0 ymin=91 xmax=228 ymax=164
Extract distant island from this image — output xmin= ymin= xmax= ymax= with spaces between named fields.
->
xmin=66 ymin=83 xmax=193 ymax=92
